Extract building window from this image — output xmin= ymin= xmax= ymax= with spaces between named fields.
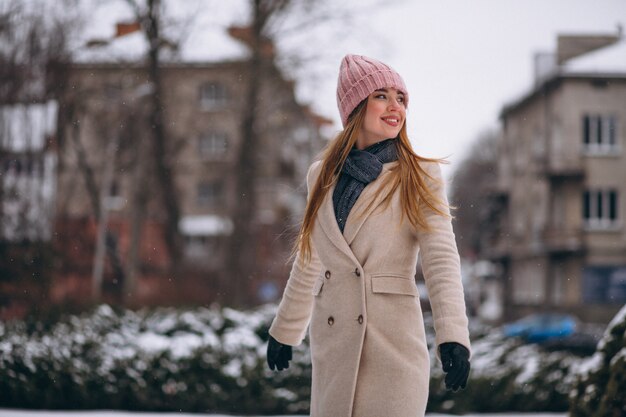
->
xmin=110 ymin=180 xmax=120 ymax=197
xmin=583 ymin=189 xmax=619 ymax=229
xmin=583 ymin=266 xmax=626 ymax=304
xmin=197 ymin=181 xmax=223 ymax=206
xmin=582 ymin=114 xmax=619 ymax=155
xmin=198 ymin=132 xmax=228 ymax=159
xmin=512 ymin=259 xmax=545 ymax=304
xmin=199 ymin=82 xmax=228 ymax=110
xmin=105 ymin=179 xmax=125 ymax=210
xmin=183 ymin=234 xmax=219 ymax=261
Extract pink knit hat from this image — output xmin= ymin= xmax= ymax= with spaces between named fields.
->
xmin=336 ymin=54 xmax=408 ymax=127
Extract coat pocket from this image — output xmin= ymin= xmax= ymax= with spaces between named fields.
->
xmin=312 ymin=277 xmax=324 ymax=296
xmin=371 ymin=275 xmax=418 ymax=297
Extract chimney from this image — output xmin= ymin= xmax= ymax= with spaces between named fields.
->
xmin=228 ymin=25 xmax=275 ymax=58
xmin=116 ymin=21 xmax=141 ymax=38
xmin=533 ymin=51 xmax=557 ymax=86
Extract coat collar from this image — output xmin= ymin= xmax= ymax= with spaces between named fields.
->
xmin=317 ymin=161 xmax=398 ymax=262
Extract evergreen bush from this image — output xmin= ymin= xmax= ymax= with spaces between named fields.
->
xmin=0 ymin=303 xmax=589 ymax=414
xmin=0 ymin=304 xmax=309 ymax=414
xmin=569 ymin=304 xmax=626 ymax=417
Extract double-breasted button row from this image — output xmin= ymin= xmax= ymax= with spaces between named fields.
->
xmin=325 ymin=268 xmax=361 ymax=279
xmin=327 ymin=315 xmax=363 ymax=326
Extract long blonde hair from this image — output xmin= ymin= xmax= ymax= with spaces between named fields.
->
xmin=295 ymin=100 xmax=450 ymax=264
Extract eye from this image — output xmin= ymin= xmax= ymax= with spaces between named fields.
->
xmin=374 ymin=93 xmax=386 ymax=99
xmin=397 ymin=95 xmax=405 ymax=103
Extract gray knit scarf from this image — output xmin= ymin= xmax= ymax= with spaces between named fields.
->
xmin=333 ymin=138 xmax=398 ymax=233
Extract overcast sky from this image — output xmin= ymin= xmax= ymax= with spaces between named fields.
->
xmin=74 ymin=0 xmax=624 ymax=179
xmin=290 ymin=0 xmax=625 ymax=178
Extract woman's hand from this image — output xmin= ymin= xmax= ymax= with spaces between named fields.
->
xmin=267 ymin=335 xmax=293 ymax=371
xmin=439 ymin=342 xmax=470 ymax=392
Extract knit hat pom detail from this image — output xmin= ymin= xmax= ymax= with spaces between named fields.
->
xmin=336 ymin=54 xmax=408 ymax=127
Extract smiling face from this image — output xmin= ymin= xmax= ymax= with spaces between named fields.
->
xmin=357 ymin=87 xmax=406 ymax=149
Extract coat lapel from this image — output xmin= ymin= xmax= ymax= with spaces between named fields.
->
xmin=316 ymin=161 xmax=398 ymax=261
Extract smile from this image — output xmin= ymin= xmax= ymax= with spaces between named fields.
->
xmin=381 ymin=117 xmax=400 ymax=127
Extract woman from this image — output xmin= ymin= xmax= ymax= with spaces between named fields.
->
xmin=266 ymin=54 xmax=471 ymax=417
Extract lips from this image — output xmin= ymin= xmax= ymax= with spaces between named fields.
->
xmin=381 ymin=116 xmax=400 ymax=127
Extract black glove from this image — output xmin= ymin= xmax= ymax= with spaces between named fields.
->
xmin=439 ymin=342 xmax=470 ymax=392
xmin=266 ymin=335 xmax=293 ymax=371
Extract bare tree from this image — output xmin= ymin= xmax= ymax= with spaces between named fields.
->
xmin=0 ymin=0 xmax=77 ymax=313
xmin=122 ymin=90 xmax=153 ymax=303
xmin=223 ymin=0 xmax=390 ymax=307
xmin=54 ymin=0 xmax=201 ymax=303
xmin=59 ymin=64 xmax=165 ymax=303
xmin=0 ymin=0 xmax=68 ymax=234
xmin=124 ymin=0 xmax=185 ymax=275
xmin=223 ymin=0 xmax=288 ymax=307
xmin=449 ymin=128 xmax=500 ymax=260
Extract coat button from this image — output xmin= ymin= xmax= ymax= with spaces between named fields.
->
xmin=354 ymin=268 xmax=361 ymax=277
xmin=325 ymin=270 xmax=331 ymax=279
xmin=328 ymin=316 xmax=334 ymax=326
xmin=358 ymin=315 xmax=363 ymax=324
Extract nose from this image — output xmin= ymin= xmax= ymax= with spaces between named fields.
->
xmin=388 ymin=97 xmax=403 ymax=111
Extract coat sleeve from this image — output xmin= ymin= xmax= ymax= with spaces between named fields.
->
xmin=415 ymin=162 xmax=471 ymax=358
xmin=268 ymin=161 xmax=323 ymax=346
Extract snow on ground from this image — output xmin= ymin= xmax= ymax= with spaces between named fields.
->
xmin=0 ymin=410 xmax=568 ymax=417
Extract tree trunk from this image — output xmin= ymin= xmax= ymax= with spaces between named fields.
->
xmin=91 ymin=128 xmax=119 ymax=300
xmin=68 ymin=101 xmax=126 ymax=301
xmin=124 ymin=121 xmax=149 ymax=304
xmin=144 ymin=0 xmax=183 ymax=274
xmin=224 ymin=0 xmax=268 ymax=307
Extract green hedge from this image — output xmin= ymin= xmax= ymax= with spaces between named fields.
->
xmin=0 ymin=304 xmax=310 ymax=414
xmin=0 ymin=304 xmax=587 ymax=414
xmin=569 ymin=304 xmax=626 ymax=417
xmin=427 ymin=322 xmax=579 ymax=414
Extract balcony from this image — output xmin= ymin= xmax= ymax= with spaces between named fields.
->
xmin=542 ymin=159 xmax=585 ymax=182
xmin=542 ymin=228 xmax=584 ymax=254
xmin=484 ymin=240 xmax=512 ymax=261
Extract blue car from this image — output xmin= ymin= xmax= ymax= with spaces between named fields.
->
xmin=503 ymin=314 xmax=577 ymax=343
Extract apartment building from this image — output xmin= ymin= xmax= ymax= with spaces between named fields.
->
xmin=487 ymin=32 xmax=626 ymax=323
xmin=0 ymin=101 xmax=57 ymax=242
xmin=0 ymin=102 xmax=58 ymax=319
xmin=52 ymin=21 xmax=328 ymax=306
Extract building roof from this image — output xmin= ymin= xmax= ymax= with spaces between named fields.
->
xmin=71 ymin=0 xmax=250 ymax=64
xmin=562 ymin=38 xmax=626 ymax=74
xmin=67 ymin=0 xmax=332 ymax=129
xmin=501 ymin=36 xmax=626 ymax=118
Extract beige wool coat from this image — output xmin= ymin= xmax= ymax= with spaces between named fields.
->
xmin=269 ymin=159 xmax=471 ymax=417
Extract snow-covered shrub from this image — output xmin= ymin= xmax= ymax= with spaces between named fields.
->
xmin=0 ymin=303 xmax=311 ymax=414
xmin=0 ymin=304 xmax=589 ymax=414
xmin=569 ymin=304 xmax=626 ymax=417
xmin=426 ymin=314 xmax=584 ymax=414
